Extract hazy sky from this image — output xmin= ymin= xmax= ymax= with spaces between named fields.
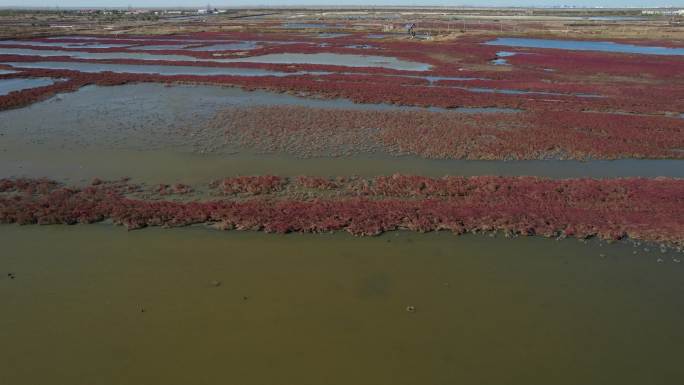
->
xmin=1 ymin=0 xmax=682 ymax=8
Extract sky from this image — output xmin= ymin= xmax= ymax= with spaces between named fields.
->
xmin=0 ymin=0 xmax=682 ymax=8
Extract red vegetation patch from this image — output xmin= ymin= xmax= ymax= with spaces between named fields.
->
xmin=208 ymin=105 xmax=684 ymax=160
xmin=209 ymin=176 xmax=286 ymax=195
xmin=3 ymin=32 xmax=684 ymax=116
xmin=295 ymin=176 xmax=342 ymax=190
xmin=1 ymin=176 xmax=682 ymax=246
xmin=155 ymin=183 xmax=194 ymax=196
xmin=506 ymin=48 xmax=684 ymax=79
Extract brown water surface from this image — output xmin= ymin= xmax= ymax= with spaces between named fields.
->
xmin=1 ymin=225 xmax=683 ymax=385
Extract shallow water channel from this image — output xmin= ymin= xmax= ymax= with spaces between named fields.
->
xmin=1 ymin=225 xmax=683 ymax=385
xmin=0 ymin=47 xmax=430 ymax=71
xmin=218 ymin=52 xmax=432 ymax=71
xmin=0 ymin=77 xmax=58 ymax=96
xmin=2 ymin=61 xmax=321 ymax=77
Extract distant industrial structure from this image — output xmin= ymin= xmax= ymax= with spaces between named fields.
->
xmin=197 ymin=4 xmax=228 ymax=15
xmin=73 ymin=7 xmax=229 ymax=17
xmin=642 ymin=9 xmax=684 ymax=16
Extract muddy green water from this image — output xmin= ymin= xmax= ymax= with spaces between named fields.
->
xmin=1 ymin=225 xmax=683 ymax=385
xmin=2 ymin=147 xmax=683 ymax=186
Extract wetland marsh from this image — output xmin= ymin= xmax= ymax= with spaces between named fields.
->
xmin=1 ymin=7 xmax=683 ymax=384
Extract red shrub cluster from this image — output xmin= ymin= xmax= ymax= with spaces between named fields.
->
xmin=209 ymin=176 xmax=286 ymax=195
xmin=295 ymin=176 xmax=341 ymax=190
xmin=155 ymin=183 xmax=194 ymax=196
xmin=1 ymin=176 xmax=683 ymax=246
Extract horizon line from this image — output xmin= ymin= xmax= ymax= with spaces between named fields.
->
xmin=1 ymin=4 xmax=682 ymax=9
